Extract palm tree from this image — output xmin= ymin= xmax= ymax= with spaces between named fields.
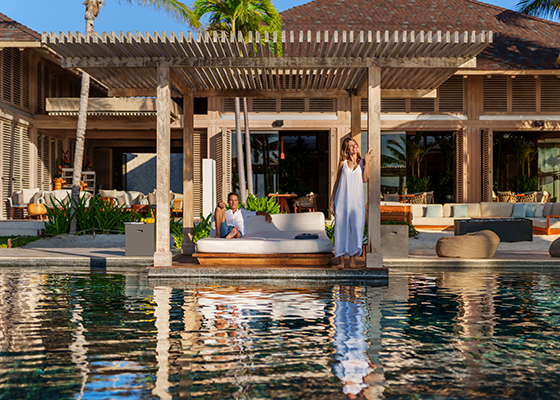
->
xmin=194 ymin=0 xmax=281 ymax=201
xmin=69 ymin=0 xmax=200 ymax=233
xmin=517 ymin=0 xmax=560 ymax=20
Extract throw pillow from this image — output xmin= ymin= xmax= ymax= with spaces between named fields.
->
xmin=116 ymin=194 xmax=127 ymax=207
xmin=511 ymin=203 xmax=527 ymax=218
xmin=452 ymin=204 xmax=468 ymax=218
xmin=534 ymin=204 xmax=545 ymax=218
xmin=30 ymin=191 xmax=43 ymax=204
xmin=425 ymin=205 xmax=441 ymax=218
xmin=525 ymin=203 xmax=537 ymax=218
xmin=148 ymin=192 xmax=157 ymax=205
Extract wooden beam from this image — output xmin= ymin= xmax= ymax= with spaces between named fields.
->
xmin=183 ymin=94 xmax=195 ymax=255
xmin=61 ymin=56 xmax=478 ymax=69
xmin=366 ymin=65 xmax=383 ymax=269
xmin=154 ymin=66 xmax=173 ymax=267
xmin=108 ymin=88 xmax=439 ymax=98
xmin=0 ymin=41 xmax=42 ymax=48
xmin=46 ymin=97 xmax=181 ymax=116
xmin=351 ymin=95 xmax=361 ymax=142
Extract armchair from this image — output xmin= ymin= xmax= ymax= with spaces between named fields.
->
xmin=293 ymin=192 xmax=317 ymax=213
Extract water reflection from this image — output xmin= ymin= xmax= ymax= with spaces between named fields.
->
xmin=1 ymin=271 xmax=560 ymax=399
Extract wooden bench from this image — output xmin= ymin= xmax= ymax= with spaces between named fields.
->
xmin=380 ymin=205 xmax=412 ymax=224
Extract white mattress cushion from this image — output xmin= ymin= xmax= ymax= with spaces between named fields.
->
xmin=197 ymin=212 xmax=333 ymax=254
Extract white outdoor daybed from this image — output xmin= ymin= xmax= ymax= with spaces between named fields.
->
xmin=194 ymin=212 xmax=334 ymax=265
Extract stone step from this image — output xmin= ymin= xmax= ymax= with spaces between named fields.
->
xmin=0 ymin=220 xmax=45 ymax=237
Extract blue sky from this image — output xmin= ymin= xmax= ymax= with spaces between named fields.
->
xmin=2 ymin=0 xmax=558 ymax=34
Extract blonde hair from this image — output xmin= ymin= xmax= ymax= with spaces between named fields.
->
xmin=340 ymin=138 xmax=361 ymax=162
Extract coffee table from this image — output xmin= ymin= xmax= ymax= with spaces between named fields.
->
xmin=454 ymin=218 xmax=533 ymax=242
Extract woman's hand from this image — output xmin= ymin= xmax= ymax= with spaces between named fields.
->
xmin=364 ymin=149 xmax=374 ymax=163
xmin=329 ymin=204 xmax=335 ymax=216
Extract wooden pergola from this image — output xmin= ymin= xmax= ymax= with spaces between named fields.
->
xmin=43 ymin=29 xmax=492 ymax=267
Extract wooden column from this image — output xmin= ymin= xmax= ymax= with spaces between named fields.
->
xmin=183 ymin=94 xmax=195 ymax=255
xmin=351 ymin=94 xmax=362 ymax=143
xmin=154 ymin=66 xmax=172 ymax=267
xmin=366 ymin=66 xmax=383 ymax=268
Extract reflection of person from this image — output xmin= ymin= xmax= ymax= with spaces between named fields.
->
xmin=333 ymin=287 xmax=371 ymax=398
xmin=214 ymin=192 xmax=272 ymax=239
xmin=329 ymin=138 xmax=374 ymax=268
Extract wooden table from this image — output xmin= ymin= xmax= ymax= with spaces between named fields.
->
xmin=268 ymin=193 xmax=297 ymax=213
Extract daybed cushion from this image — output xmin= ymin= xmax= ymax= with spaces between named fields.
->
xmin=196 ymin=212 xmax=333 ymax=254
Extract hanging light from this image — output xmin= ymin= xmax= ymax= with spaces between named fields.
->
xmin=280 ymin=136 xmax=285 ymax=160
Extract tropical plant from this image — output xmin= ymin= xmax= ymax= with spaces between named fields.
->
xmin=70 ymin=0 xmax=200 ymax=233
xmin=243 ymin=194 xmax=281 ymax=214
xmin=44 ymin=198 xmax=74 ymax=235
xmin=407 ymin=176 xmax=431 ymax=193
xmin=517 ymin=0 xmax=560 ymax=20
xmin=193 ymin=213 xmax=213 ymax=243
xmin=325 ymin=220 xmax=335 ymax=246
xmin=512 ymin=134 xmax=537 ymax=177
xmin=194 ymin=0 xmax=282 ymax=201
xmin=170 ymin=217 xmax=184 ymax=248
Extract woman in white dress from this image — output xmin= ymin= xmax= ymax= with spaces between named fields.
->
xmin=329 ymin=138 xmax=373 ymax=269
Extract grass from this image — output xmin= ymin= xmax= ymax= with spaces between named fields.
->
xmin=0 ymin=235 xmax=43 ymax=248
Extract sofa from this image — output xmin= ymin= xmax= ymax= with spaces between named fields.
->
xmin=195 ymin=212 xmax=333 ymax=265
xmin=99 ymin=189 xmax=180 ymax=208
xmin=41 ymin=189 xmax=92 ymax=207
xmin=385 ymin=201 xmax=560 ymax=235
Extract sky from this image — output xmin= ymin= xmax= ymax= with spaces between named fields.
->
xmin=2 ymin=0 xmax=558 ymax=35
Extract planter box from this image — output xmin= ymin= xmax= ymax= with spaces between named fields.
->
xmin=125 ymin=222 xmax=155 ymax=256
xmin=380 ymin=224 xmax=409 ymax=258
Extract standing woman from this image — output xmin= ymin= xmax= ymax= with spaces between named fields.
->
xmin=329 ymin=138 xmax=374 ymax=269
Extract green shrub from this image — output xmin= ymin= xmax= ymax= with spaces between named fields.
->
xmin=0 ymin=235 xmax=43 ymax=248
xmin=170 ymin=217 xmax=184 ymax=248
xmin=193 ymin=213 xmax=212 ymax=243
xmin=243 ymin=194 xmax=281 ymax=214
xmin=44 ymin=195 xmax=143 ymax=236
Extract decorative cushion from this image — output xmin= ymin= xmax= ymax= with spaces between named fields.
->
xmin=148 ymin=192 xmax=157 ymax=205
xmin=116 ymin=194 xmax=127 ymax=206
xmin=425 ymin=205 xmax=441 ymax=218
xmin=511 ymin=203 xmax=527 ymax=218
xmin=99 ymin=189 xmax=118 ymax=198
xmin=30 ymin=191 xmax=43 ymax=204
xmin=452 ymin=204 xmax=468 ymax=218
xmin=525 ymin=204 xmax=537 ymax=218
xmin=21 ymin=188 xmax=39 ymax=203
xmin=543 ymin=203 xmax=553 ymax=217
xmin=534 ymin=204 xmax=545 ymax=218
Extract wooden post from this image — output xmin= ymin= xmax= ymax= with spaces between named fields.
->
xmin=154 ymin=66 xmax=172 ymax=267
xmin=351 ymin=94 xmax=361 ymax=143
xmin=366 ymin=66 xmax=383 ymax=268
xmin=183 ymin=94 xmax=195 ymax=255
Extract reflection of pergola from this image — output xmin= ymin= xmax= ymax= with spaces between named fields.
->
xmin=43 ymin=30 xmax=491 ymax=267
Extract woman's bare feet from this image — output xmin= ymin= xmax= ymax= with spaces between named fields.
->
xmin=335 ymin=256 xmax=345 ymax=269
xmin=349 ymin=255 xmax=357 ymax=268
xmin=225 ymin=226 xmax=239 ymax=239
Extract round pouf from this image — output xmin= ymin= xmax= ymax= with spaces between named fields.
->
xmin=27 ymin=203 xmax=47 ymax=219
xmin=549 ymin=237 xmax=560 ymax=257
xmin=436 ymin=230 xmax=500 ymax=259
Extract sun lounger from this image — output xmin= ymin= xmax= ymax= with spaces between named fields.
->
xmin=194 ymin=212 xmax=333 ymax=265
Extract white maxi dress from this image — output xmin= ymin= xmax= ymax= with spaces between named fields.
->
xmin=334 ymin=159 xmax=366 ymax=257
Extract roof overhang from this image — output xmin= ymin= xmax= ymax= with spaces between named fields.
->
xmin=46 ymin=97 xmax=181 ymax=118
xmin=42 ymin=30 xmax=492 ymax=98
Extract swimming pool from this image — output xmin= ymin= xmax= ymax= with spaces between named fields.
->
xmin=0 ymin=269 xmax=559 ymax=399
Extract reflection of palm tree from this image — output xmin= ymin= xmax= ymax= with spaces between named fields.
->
xmin=512 ymin=135 xmax=537 ymax=176
xmin=386 ymin=133 xmax=437 ymax=178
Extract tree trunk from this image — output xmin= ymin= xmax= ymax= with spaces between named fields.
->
xmin=234 ymin=97 xmax=247 ymax=202
xmin=243 ymin=97 xmax=254 ymax=196
xmin=69 ymin=10 xmax=95 ymax=233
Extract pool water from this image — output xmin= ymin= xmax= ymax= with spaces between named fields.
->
xmin=1 ymin=270 xmax=560 ymax=399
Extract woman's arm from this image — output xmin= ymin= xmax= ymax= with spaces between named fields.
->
xmin=362 ymin=150 xmax=374 ymax=183
xmin=329 ymin=160 xmax=344 ymax=216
